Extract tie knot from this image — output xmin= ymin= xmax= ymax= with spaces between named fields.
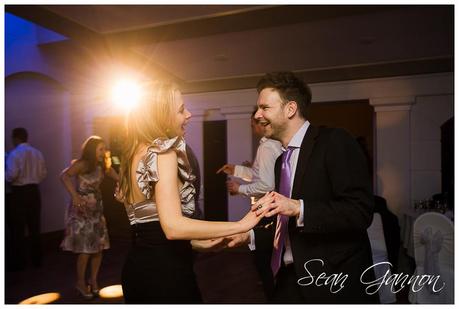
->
xmin=282 ymin=147 xmax=294 ymax=164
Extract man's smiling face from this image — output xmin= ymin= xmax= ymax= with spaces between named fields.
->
xmin=255 ymin=88 xmax=289 ymax=142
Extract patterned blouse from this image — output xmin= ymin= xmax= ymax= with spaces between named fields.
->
xmin=125 ymin=136 xmax=196 ymax=225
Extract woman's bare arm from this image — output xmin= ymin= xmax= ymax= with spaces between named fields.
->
xmin=155 ymin=150 xmax=266 ymax=240
xmin=60 ymin=160 xmax=86 ymax=206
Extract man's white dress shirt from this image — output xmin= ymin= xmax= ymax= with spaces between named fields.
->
xmin=249 ymin=121 xmax=310 ymax=266
xmin=6 ymin=143 xmax=47 ymax=186
xmin=234 ymin=137 xmax=282 ymax=198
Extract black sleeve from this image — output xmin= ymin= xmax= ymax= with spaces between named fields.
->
xmin=253 ymin=218 xmax=276 ymax=253
xmin=302 ymin=128 xmax=374 ymax=234
xmin=252 ymin=219 xmax=276 ymax=287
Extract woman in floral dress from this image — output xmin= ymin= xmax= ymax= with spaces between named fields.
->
xmin=60 ymin=136 xmax=119 ymax=299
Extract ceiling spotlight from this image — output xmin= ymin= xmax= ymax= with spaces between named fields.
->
xmin=111 ymin=79 xmax=142 ymax=111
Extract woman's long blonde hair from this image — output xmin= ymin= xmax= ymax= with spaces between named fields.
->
xmin=119 ymin=80 xmax=180 ymax=204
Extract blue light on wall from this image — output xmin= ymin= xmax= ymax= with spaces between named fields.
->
xmin=5 ymin=12 xmax=68 ymax=48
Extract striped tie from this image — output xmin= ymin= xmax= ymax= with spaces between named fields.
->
xmin=270 ymin=147 xmax=294 ymax=277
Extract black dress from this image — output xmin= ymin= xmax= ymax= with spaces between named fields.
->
xmin=121 ymin=137 xmax=202 ymax=303
xmin=121 ymin=222 xmax=201 ymax=303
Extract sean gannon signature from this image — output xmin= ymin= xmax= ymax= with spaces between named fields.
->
xmin=296 ymin=259 xmax=445 ymax=295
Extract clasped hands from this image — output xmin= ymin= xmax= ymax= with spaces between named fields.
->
xmin=191 ymin=191 xmax=301 ymax=252
xmin=251 ymin=191 xmax=301 ymax=218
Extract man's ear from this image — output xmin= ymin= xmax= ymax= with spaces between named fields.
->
xmin=286 ymin=101 xmax=298 ymax=119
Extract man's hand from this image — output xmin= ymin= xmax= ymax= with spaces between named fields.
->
xmin=226 ymin=179 xmax=240 ymax=195
xmin=190 ymin=238 xmax=230 ymax=252
xmin=225 ymin=232 xmax=250 ymax=248
xmin=252 ymin=191 xmax=300 ymax=218
xmin=191 ymin=233 xmax=250 ymax=252
xmin=216 ymin=164 xmax=235 ymax=175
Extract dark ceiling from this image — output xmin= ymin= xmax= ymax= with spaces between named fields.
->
xmin=6 ymin=5 xmax=454 ymax=93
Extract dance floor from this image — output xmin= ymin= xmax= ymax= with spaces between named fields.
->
xmin=5 ymin=233 xmax=266 ymax=304
xmin=5 ymin=231 xmax=413 ymax=304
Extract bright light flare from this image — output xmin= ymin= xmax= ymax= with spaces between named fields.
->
xmin=111 ymin=79 xmax=142 ymax=111
xmin=19 ymin=292 xmax=60 ymax=304
xmin=99 ymin=284 xmax=124 ymax=299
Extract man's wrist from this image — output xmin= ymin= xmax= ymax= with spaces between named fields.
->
xmin=242 ymin=231 xmax=250 ymax=245
xmin=293 ymin=199 xmax=301 ymax=217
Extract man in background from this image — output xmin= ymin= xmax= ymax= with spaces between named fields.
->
xmin=217 ymin=110 xmax=282 ymax=200
xmin=6 ymin=127 xmax=47 ymax=270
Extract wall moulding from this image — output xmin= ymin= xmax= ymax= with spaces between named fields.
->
xmin=369 ymin=96 xmax=414 ymax=113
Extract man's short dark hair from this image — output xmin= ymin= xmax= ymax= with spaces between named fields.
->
xmin=256 ymin=71 xmax=311 ymax=119
xmin=12 ymin=127 xmax=28 ymax=142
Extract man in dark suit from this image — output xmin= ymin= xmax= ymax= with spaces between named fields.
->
xmin=224 ymin=72 xmax=377 ymax=303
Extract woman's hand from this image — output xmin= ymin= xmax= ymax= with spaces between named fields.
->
xmin=114 ymin=182 xmax=125 ymax=203
xmin=104 ymin=151 xmax=112 ymax=171
xmin=72 ymin=194 xmax=87 ymax=208
xmin=238 ymin=194 xmax=273 ymax=232
xmin=251 ymin=191 xmax=275 ymax=215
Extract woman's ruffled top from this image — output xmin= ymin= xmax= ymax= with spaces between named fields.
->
xmin=125 ymin=136 xmax=196 ymax=225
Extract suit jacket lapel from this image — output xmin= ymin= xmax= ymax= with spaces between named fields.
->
xmin=291 ymin=125 xmax=319 ymax=199
xmin=274 ymin=156 xmax=281 ymax=191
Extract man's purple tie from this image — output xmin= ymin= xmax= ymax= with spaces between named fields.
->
xmin=271 ymin=147 xmax=294 ymax=277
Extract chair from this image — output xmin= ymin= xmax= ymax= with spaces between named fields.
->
xmin=409 ymin=212 xmax=454 ymax=304
xmin=367 ymin=213 xmax=397 ymax=303
xmin=374 ymin=195 xmax=400 ymax=270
